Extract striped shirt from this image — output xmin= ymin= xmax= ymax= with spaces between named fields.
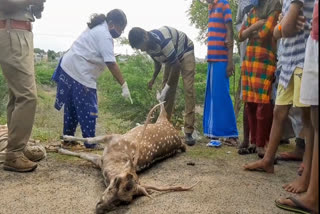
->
xmin=278 ymin=0 xmax=314 ymax=89
xmin=147 ymin=26 xmax=194 ymax=64
xmin=207 ymin=0 xmax=232 ymax=62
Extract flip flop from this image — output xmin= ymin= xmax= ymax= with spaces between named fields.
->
xmin=206 ymin=140 xmax=222 ymax=148
xmin=276 ymin=152 xmax=303 ymax=161
xmin=238 ymin=148 xmax=250 ymax=155
xmin=222 ymin=138 xmax=239 ymax=147
xmin=275 ymin=197 xmax=312 ymax=214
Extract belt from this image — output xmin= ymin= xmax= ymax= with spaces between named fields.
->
xmin=0 ymin=19 xmax=32 ymax=31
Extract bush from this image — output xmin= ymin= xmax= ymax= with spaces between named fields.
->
xmin=35 ymin=62 xmax=58 ymax=86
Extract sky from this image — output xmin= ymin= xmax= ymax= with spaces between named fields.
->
xmin=32 ymin=0 xmax=208 ymax=59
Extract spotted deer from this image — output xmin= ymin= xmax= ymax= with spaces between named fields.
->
xmin=59 ymin=102 xmax=197 ymax=213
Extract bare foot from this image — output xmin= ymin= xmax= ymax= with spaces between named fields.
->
xmin=282 ymin=173 xmax=309 ymax=193
xmin=277 ymin=151 xmax=303 ymax=161
xmin=243 ymin=159 xmax=274 ymax=173
xmin=276 ymin=196 xmax=318 ymax=214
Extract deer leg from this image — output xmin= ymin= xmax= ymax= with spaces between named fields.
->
xmin=58 ymin=148 xmax=102 ymax=168
xmin=142 ymin=181 xmax=199 ymax=192
xmin=62 ymin=135 xmax=113 ymax=144
xmin=137 ymin=185 xmax=153 ymax=199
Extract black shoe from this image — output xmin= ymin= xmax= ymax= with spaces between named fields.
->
xmin=185 ymin=133 xmax=196 ymax=146
xmin=279 ymin=139 xmax=290 ymax=145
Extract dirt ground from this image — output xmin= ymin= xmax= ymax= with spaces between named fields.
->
xmin=0 ymin=142 xmax=300 ymax=214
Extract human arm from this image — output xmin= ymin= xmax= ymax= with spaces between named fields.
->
xmin=106 ymin=62 xmax=125 ymax=85
xmin=166 ymin=61 xmax=181 ymax=87
xmin=160 ymin=37 xmax=181 ymax=87
xmin=258 ymin=11 xmax=281 ymax=39
xmin=239 ymin=19 xmax=266 ymax=42
xmin=225 ymin=22 xmax=234 ymax=77
xmin=148 ymin=60 xmax=162 ymax=90
xmin=274 ymin=14 xmax=306 ymax=39
xmin=223 ymin=1 xmax=234 ymax=77
xmin=273 ymin=13 xmax=284 ymax=39
xmin=106 ymin=62 xmax=133 ymax=104
xmin=276 ymin=1 xmax=304 ymax=38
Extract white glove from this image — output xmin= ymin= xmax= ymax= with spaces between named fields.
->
xmin=121 ymin=82 xmax=133 ymax=104
xmin=156 ymin=84 xmax=170 ymax=102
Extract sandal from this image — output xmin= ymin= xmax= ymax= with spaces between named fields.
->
xmin=222 ymin=138 xmax=239 ymax=147
xmin=238 ymin=144 xmax=256 ymax=155
xmin=275 ymin=196 xmax=312 ymax=214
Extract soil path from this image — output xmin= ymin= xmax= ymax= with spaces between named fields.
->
xmin=0 ymin=143 xmax=298 ymax=214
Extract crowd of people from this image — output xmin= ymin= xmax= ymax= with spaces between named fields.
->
xmin=0 ymin=0 xmax=318 ymax=213
xmin=235 ymin=0 xmax=318 ymax=213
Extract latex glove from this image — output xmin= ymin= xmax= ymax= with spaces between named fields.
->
xmin=156 ymin=84 xmax=170 ymax=102
xmin=121 ymin=82 xmax=133 ymax=104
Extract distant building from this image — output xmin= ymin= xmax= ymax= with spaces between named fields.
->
xmin=34 ymin=53 xmax=48 ymax=63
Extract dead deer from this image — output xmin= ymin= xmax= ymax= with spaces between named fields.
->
xmin=59 ymin=102 xmax=197 ymax=213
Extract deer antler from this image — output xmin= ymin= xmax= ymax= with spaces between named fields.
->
xmin=133 ymin=102 xmax=165 ymax=168
xmin=142 ymin=181 xmax=199 ymax=192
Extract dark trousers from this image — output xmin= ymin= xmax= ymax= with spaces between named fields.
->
xmin=246 ymin=102 xmax=273 ymax=147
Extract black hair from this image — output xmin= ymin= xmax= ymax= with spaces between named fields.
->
xmin=87 ymin=9 xmax=127 ymax=29
xmin=128 ymin=27 xmax=147 ymax=48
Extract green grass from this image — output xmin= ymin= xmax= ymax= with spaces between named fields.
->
xmin=0 ymin=54 xmax=244 ymax=142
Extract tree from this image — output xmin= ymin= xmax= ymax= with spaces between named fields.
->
xmin=117 ymin=36 xmax=130 ymax=46
xmin=47 ymin=50 xmax=57 ymax=62
xmin=187 ymin=0 xmax=243 ymax=119
xmin=34 ymin=48 xmax=46 ymax=54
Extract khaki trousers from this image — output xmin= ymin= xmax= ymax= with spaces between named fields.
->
xmin=0 ymin=29 xmax=37 ymax=153
xmin=162 ymin=52 xmax=196 ymax=134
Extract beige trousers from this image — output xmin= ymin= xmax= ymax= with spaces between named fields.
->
xmin=162 ymin=52 xmax=196 ymax=134
xmin=0 ymin=29 xmax=37 ymax=153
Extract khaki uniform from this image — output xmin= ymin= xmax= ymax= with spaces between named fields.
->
xmin=162 ymin=52 xmax=196 ymax=134
xmin=0 ymin=7 xmax=37 ymax=153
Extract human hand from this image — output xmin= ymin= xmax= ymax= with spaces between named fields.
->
xmin=121 ymin=82 xmax=133 ymax=104
xmin=226 ymin=62 xmax=234 ymax=78
xmin=225 ymin=39 xmax=233 ymax=49
xmin=147 ymin=79 xmax=154 ymax=90
xmin=156 ymin=84 xmax=170 ymax=102
xmin=296 ymin=15 xmax=306 ymax=32
xmin=252 ymin=19 xmax=266 ymax=31
xmin=250 ymin=30 xmax=260 ymax=40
